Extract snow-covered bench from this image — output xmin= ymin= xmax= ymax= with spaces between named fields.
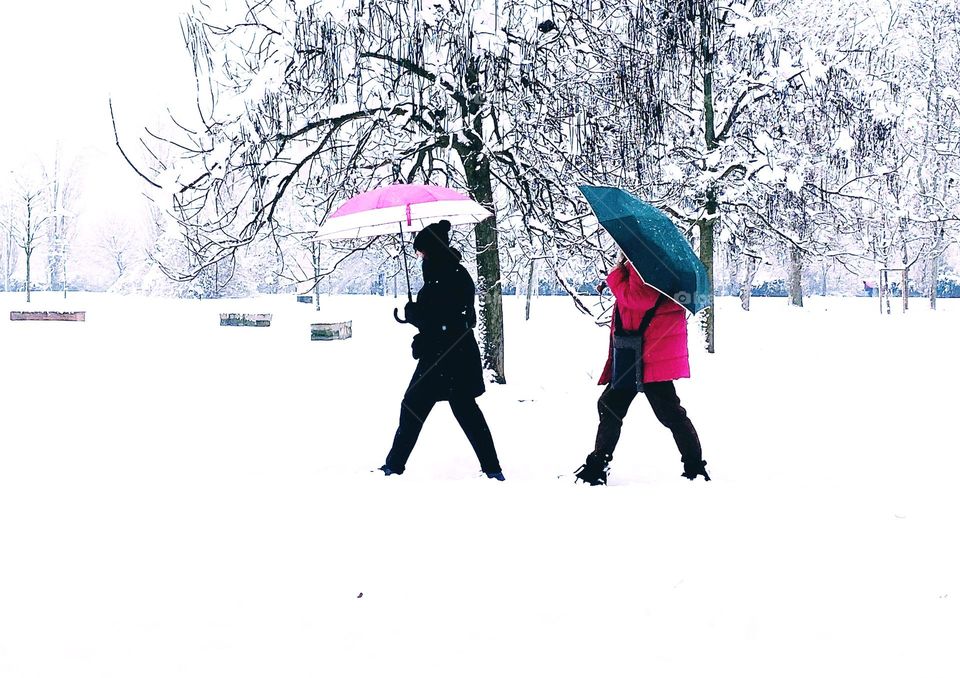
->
xmin=219 ymin=313 xmax=272 ymax=327
xmin=10 ymin=311 xmax=86 ymax=322
xmin=311 ymin=321 xmax=351 ymax=341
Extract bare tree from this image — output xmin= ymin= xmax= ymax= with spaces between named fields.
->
xmin=10 ymin=182 xmax=50 ymax=303
xmin=0 ymin=202 xmax=20 ymax=292
xmin=43 ymin=147 xmax=80 ymax=297
xmin=98 ymin=228 xmax=133 ymax=281
xmin=908 ymin=0 xmax=960 ymax=309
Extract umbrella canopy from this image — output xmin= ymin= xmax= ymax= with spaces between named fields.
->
xmin=314 ymin=183 xmax=492 ymax=241
xmin=311 ymin=183 xmax=492 ymax=314
xmin=579 ymin=185 xmax=710 ymax=314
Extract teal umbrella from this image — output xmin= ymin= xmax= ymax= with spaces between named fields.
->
xmin=579 ymin=185 xmax=711 ymax=313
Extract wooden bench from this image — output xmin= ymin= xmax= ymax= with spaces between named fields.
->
xmin=220 ymin=313 xmax=272 ymax=327
xmin=311 ymin=321 xmax=352 ymax=341
xmin=296 ymin=295 xmax=314 ymax=304
xmin=10 ymin=311 xmax=86 ymax=321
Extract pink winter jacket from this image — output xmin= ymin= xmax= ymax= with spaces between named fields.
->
xmin=598 ymin=263 xmax=690 ymax=385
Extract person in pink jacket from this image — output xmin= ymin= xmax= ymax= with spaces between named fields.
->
xmin=574 ymin=254 xmax=710 ymax=485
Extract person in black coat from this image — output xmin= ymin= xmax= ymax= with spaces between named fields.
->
xmin=379 ymin=220 xmax=504 ymax=480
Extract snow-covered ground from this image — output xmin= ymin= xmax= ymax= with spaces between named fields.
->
xmin=0 ymin=291 xmax=956 ymax=677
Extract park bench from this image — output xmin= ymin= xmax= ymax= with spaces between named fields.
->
xmin=311 ymin=321 xmax=351 ymax=341
xmin=10 ymin=311 xmax=86 ymax=321
xmin=219 ymin=313 xmax=272 ymax=327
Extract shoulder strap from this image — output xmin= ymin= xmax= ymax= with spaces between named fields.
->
xmin=614 ymin=295 xmax=665 ymax=336
xmin=638 ymin=295 xmax=666 ymax=336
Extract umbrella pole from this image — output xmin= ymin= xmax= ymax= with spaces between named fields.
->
xmin=392 ymin=221 xmax=414 ymax=324
xmin=398 ymin=223 xmax=412 ymax=302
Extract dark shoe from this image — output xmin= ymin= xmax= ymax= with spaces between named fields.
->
xmin=681 ymin=460 xmax=710 ymax=482
xmin=486 ymin=471 xmax=506 ymax=481
xmin=574 ymin=452 xmax=611 ymax=486
xmin=378 ymin=465 xmax=399 ymax=476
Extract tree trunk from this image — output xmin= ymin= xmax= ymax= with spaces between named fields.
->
xmin=312 ymin=242 xmax=321 ymax=312
xmin=902 ymin=268 xmax=909 ymax=313
xmin=25 ymin=200 xmax=33 ymax=303
xmin=48 ymin=155 xmax=63 ymax=293
xmin=3 ymin=230 xmax=13 ymax=292
xmin=726 ymin=248 xmax=739 ymax=297
xmin=458 ymin=55 xmax=506 ymax=384
xmin=272 ymin=251 xmax=282 ymax=295
xmin=462 ymin=152 xmax=506 ymax=384
xmin=25 ymin=249 xmax=32 ymax=303
xmin=883 ymin=269 xmax=891 ymax=315
xmin=740 ymin=255 xmax=757 ymax=311
xmin=788 ymin=245 xmax=803 ymax=307
xmin=929 ymin=251 xmax=939 ymax=311
xmin=699 ymin=1 xmax=718 ymax=354
xmin=699 ymin=213 xmax=716 ymax=352
xmin=525 ymin=258 xmax=536 ymax=321
xmin=48 ymin=233 xmax=64 ymax=293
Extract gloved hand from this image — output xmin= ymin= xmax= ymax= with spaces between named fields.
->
xmin=411 ymin=333 xmax=423 ymax=359
xmin=404 ymin=300 xmax=420 ymax=326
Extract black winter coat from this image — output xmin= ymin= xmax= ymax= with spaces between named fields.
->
xmin=404 ymin=257 xmax=485 ymax=401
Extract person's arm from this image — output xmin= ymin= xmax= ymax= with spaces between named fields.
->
xmin=408 ymin=276 xmax=466 ymax=330
xmin=404 ymin=299 xmax=424 ymax=328
xmin=606 ymin=262 xmax=660 ymax=314
xmin=462 ymin=271 xmax=478 ymax=329
xmin=404 ymin=283 xmax=437 ymax=330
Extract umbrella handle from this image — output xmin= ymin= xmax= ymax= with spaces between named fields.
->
xmin=393 ymin=308 xmax=408 ymax=324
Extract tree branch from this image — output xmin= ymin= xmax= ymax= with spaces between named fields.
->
xmin=358 ymin=52 xmax=468 ymax=107
xmin=109 ymin=98 xmax=163 ymax=190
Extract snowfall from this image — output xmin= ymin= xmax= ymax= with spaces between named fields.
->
xmin=0 ymin=290 xmax=956 ymax=677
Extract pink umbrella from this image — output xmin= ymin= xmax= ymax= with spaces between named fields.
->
xmin=315 ymin=183 xmax=492 ymax=241
xmin=313 ymin=183 xmax=493 ymax=319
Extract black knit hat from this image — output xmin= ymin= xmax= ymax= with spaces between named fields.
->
xmin=413 ymin=219 xmax=452 ymax=255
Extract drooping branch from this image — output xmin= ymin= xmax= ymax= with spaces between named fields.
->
xmin=358 ymin=51 xmax=469 ymax=107
xmin=109 ymin=98 xmax=163 ymax=190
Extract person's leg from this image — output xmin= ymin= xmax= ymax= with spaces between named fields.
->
xmin=594 ymin=385 xmax=638 ymax=460
xmin=575 ymin=385 xmax=637 ymax=484
xmin=448 ymin=398 xmax=502 ymax=476
xmin=643 ymin=381 xmax=709 ymax=480
xmin=384 ymin=386 xmax=437 ymax=474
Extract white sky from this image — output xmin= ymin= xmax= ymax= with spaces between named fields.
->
xmin=1 ymin=0 xmax=197 ymax=227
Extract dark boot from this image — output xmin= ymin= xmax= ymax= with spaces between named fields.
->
xmin=574 ymin=451 xmax=612 ymax=486
xmin=681 ymin=459 xmax=710 ymax=482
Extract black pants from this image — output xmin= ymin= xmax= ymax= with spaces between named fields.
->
xmin=385 ymin=389 xmax=501 ymax=475
xmin=594 ymin=381 xmax=703 ymax=468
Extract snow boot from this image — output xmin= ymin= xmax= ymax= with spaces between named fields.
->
xmin=486 ymin=471 xmax=506 ymax=481
xmin=574 ymin=452 xmax=611 ymax=486
xmin=681 ymin=459 xmax=710 ymax=482
xmin=378 ymin=465 xmax=400 ymax=476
